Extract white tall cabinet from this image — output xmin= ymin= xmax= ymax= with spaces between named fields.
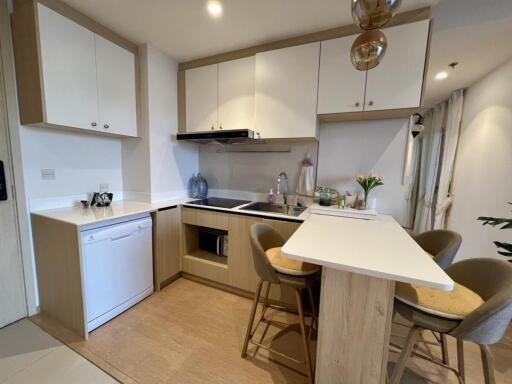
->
xmin=12 ymin=2 xmax=139 ymax=138
xmin=254 ymin=43 xmax=320 ymax=139
xmin=185 ymin=56 xmax=255 ymax=132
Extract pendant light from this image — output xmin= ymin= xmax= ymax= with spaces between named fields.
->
xmin=350 ymin=29 xmax=387 ymax=71
xmin=350 ymin=0 xmax=402 ymax=71
xmin=351 ymin=0 xmax=402 ymax=30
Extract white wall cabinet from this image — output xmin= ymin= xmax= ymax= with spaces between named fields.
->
xmin=95 ymin=35 xmax=137 ymax=137
xmin=218 ymin=57 xmax=255 ymax=131
xmin=185 ymin=57 xmax=255 ymax=132
xmin=365 ymin=20 xmax=430 ymax=111
xmin=185 ymin=64 xmax=218 ymax=132
xmin=317 ymin=20 xmax=430 ymax=115
xmin=254 ymin=43 xmax=320 ymax=139
xmin=12 ymin=2 xmax=139 ymax=138
xmin=38 ymin=3 xmax=99 ymax=131
xmin=317 ymin=35 xmax=367 ymax=114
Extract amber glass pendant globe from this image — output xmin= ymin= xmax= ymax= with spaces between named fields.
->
xmin=350 ymin=29 xmax=387 ymax=71
xmin=351 ymin=0 xmax=402 ymax=30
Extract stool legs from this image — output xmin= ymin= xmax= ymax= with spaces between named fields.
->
xmin=457 ymin=339 xmax=465 ymax=382
xmin=441 ymin=334 xmax=450 ymax=365
xmin=390 ymin=325 xmax=422 ymax=384
xmin=241 ymin=279 xmax=263 ymax=358
xmin=480 ymin=345 xmax=496 ymax=384
xmin=296 ymin=288 xmax=314 ymax=383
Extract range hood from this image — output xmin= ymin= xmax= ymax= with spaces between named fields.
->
xmin=176 ymin=129 xmax=255 ymax=144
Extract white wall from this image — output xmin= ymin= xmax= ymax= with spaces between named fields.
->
xmin=448 ymin=59 xmax=512 ymax=261
xmin=21 ymin=126 xmax=124 ymax=209
xmin=146 ymin=45 xmax=198 ymax=201
xmin=317 ymin=119 xmax=410 ymax=225
xmin=122 ymin=44 xmax=198 ymax=202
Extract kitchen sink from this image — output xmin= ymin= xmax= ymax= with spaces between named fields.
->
xmin=240 ymin=202 xmax=306 ymax=217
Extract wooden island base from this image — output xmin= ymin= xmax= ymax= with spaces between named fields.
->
xmin=315 ymin=267 xmax=395 ymax=383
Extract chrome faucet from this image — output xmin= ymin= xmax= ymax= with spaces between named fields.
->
xmin=276 ymin=172 xmax=288 ymax=205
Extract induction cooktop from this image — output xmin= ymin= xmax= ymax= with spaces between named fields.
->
xmin=187 ymin=197 xmax=251 ymax=209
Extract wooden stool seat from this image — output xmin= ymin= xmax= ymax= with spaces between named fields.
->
xmin=266 ymin=247 xmax=321 ymax=276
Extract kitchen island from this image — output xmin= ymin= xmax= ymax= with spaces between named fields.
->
xmin=282 ymin=213 xmax=454 ymax=384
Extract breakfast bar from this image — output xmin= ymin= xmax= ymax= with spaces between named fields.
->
xmin=282 ymin=213 xmax=454 ymax=384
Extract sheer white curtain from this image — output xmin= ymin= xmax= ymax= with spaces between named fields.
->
xmin=434 ymin=89 xmax=464 ymax=229
xmin=413 ymin=103 xmax=445 ymax=233
xmin=405 ymin=116 xmax=423 ymax=229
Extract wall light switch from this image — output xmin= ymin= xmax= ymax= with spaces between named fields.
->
xmin=41 ymin=168 xmax=56 ymax=180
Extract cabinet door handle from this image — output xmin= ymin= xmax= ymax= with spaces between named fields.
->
xmin=219 ymin=124 xmax=222 ymax=130
xmin=211 ymin=125 xmax=215 ymax=131
xmin=355 ymin=102 xmax=360 ymax=107
xmin=368 ymin=101 xmax=374 ymax=106
xmin=91 ymin=122 xmax=97 ymax=127
xmin=103 ymin=124 xmax=109 ymax=129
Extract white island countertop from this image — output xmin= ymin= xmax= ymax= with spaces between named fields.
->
xmin=282 ymin=213 xmax=454 ymax=291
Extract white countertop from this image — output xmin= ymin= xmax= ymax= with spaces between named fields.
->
xmin=31 ymin=199 xmax=191 ymax=227
xmin=31 ymin=198 xmax=308 ymax=227
xmin=282 ymin=213 xmax=454 ymax=291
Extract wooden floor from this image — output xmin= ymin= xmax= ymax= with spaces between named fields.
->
xmin=32 ymin=278 xmax=512 ymax=384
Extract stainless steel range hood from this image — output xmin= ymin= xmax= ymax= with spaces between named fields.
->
xmin=176 ymin=129 xmax=255 ymax=144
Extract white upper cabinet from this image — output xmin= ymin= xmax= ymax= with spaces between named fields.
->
xmin=38 ymin=4 xmax=99 ymax=131
xmin=95 ymin=35 xmax=137 ymax=136
xmin=12 ymin=3 xmax=139 ymax=137
xmin=185 ymin=64 xmax=218 ymax=132
xmin=365 ymin=20 xmax=430 ymax=111
xmin=254 ymin=43 xmax=320 ymax=139
xmin=317 ymin=35 xmax=367 ymax=114
xmin=218 ymin=57 xmax=255 ymax=131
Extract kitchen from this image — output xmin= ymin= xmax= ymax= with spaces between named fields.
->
xmin=0 ymin=0 xmax=511 ymax=384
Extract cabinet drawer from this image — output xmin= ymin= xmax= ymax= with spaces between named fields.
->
xmin=183 ymin=253 xmax=228 ymax=284
xmin=182 ymin=208 xmax=228 ymax=230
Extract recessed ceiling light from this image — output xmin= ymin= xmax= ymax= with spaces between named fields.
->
xmin=435 ymin=71 xmax=448 ymax=81
xmin=207 ymin=1 xmax=222 ymax=17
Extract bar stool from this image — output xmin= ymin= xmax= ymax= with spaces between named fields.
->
xmin=241 ymin=223 xmax=321 ymax=383
xmin=390 ymin=258 xmax=512 ymax=384
xmin=409 ymin=229 xmax=463 ymax=363
xmin=414 ymin=229 xmax=462 ymax=270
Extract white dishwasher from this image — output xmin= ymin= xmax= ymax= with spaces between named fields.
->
xmin=81 ymin=214 xmax=153 ymax=332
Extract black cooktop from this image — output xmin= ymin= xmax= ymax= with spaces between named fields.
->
xmin=188 ymin=197 xmax=251 ymax=209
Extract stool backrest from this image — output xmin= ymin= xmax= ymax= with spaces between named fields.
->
xmin=249 ymin=223 xmax=283 ymax=283
xmin=447 ymin=258 xmax=512 ymax=344
xmin=415 ymin=230 xmax=462 ymax=269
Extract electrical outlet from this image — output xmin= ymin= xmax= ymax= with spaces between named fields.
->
xmin=99 ymin=183 xmax=109 ymax=193
xmin=41 ymin=168 xmax=56 ymax=180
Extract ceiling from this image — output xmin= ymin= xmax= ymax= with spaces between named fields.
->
xmin=60 ymin=0 xmax=512 ymax=107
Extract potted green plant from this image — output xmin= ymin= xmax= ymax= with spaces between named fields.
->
xmin=355 ymin=173 xmax=384 ymax=210
xmin=477 ymin=202 xmax=512 ymax=262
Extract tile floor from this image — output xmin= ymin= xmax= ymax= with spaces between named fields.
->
xmin=0 ymin=319 xmax=117 ymax=384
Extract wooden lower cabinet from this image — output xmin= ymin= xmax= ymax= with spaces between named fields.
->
xmin=228 ymin=214 xmax=301 ymax=304
xmin=153 ymin=207 xmax=182 ymax=290
xmin=180 ymin=207 xmax=301 ymax=305
xmin=228 ymin=215 xmax=262 ymax=292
